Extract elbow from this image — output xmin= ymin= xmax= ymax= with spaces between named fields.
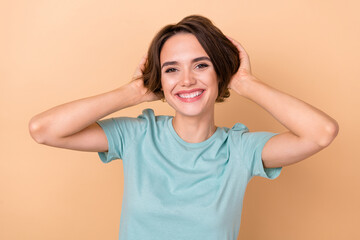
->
xmin=28 ymin=117 xmax=46 ymax=144
xmin=317 ymin=120 xmax=339 ymax=148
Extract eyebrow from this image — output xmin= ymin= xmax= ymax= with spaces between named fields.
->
xmin=161 ymin=56 xmax=211 ymax=69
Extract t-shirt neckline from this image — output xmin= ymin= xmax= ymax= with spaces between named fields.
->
xmin=167 ymin=117 xmax=220 ymax=148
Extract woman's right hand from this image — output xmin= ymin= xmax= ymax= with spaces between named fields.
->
xmin=28 ymin=54 xmax=161 ymax=152
xmin=130 ymin=55 xmax=161 ymax=103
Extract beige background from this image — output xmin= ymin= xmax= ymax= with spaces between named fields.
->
xmin=1 ymin=0 xmax=359 ymax=239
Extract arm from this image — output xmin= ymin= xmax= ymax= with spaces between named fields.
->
xmin=29 ymin=55 xmax=159 ymax=152
xmin=227 ymin=37 xmax=339 ymax=168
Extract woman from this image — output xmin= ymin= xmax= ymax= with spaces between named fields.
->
xmin=29 ymin=15 xmax=339 ymax=240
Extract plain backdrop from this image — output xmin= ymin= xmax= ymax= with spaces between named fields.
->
xmin=1 ymin=0 xmax=359 ymax=239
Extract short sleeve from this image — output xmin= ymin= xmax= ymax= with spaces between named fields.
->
xmin=96 ymin=118 xmax=124 ymax=163
xmin=95 ymin=110 xmax=151 ymax=163
xmin=241 ymin=131 xmax=282 ymax=179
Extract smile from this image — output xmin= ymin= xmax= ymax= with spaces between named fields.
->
xmin=178 ymin=90 xmax=204 ymax=98
xmin=175 ymin=89 xmax=205 ymax=103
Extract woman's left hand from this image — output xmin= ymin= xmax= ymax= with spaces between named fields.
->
xmin=226 ymin=36 xmax=259 ymax=96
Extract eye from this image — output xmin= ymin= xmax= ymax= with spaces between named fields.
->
xmin=196 ymin=63 xmax=209 ymax=69
xmin=164 ymin=68 xmax=177 ymax=73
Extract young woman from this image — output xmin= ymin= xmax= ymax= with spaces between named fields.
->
xmin=29 ymin=15 xmax=339 ymax=240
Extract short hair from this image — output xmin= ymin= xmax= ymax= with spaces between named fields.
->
xmin=141 ymin=15 xmax=240 ymax=102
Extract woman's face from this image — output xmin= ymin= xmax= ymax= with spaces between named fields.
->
xmin=160 ymin=33 xmax=218 ymax=118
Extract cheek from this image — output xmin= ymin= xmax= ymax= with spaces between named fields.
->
xmin=208 ymin=74 xmax=219 ymax=91
xmin=160 ymin=79 xmax=171 ymax=98
xmin=210 ymin=76 xmax=219 ymax=100
xmin=161 ymin=76 xmax=177 ymax=91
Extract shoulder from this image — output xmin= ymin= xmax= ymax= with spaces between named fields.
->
xmin=98 ymin=109 xmax=162 ymax=134
xmin=107 ymin=108 xmax=167 ymax=125
xmin=226 ymin=122 xmax=249 ymax=140
xmin=138 ymin=108 xmax=171 ymax=124
xmin=227 ymin=122 xmax=276 ymax=143
xmin=138 ymin=108 xmax=155 ymax=119
xmin=226 ymin=123 xmax=276 ymax=149
xmin=230 ymin=123 xmax=249 ymax=132
xmin=120 ymin=108 xmax=172 ymax=134
xmin=215 ymin=123 xmax=249 ymax=151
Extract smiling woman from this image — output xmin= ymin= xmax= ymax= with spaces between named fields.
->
xmin=160 ymin=33 xmax=219 ymax=123
xmin=29 ymin=14 xmax=338 ymax=240
xmin=141 ymin=15 xmax=240 ymax=103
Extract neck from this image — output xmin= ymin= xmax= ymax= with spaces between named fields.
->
xmin=172 ymin=110 xmax=217 ymax=143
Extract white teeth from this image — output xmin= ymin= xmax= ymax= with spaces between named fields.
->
xmin=178 ymin=90 xmax=203 ymax=99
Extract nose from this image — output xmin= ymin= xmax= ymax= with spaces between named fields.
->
xmin=180 ymin=69 xmax=196 ymax=87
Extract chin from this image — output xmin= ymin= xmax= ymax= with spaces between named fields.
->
xmin=177 ymin=109 xmax=206 ymax=117
xmin=169 ymin=101 xmax=213 ymax=118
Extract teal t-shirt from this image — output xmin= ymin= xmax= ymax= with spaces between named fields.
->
xmin=96 ymin=109 xmax=282 ymax=240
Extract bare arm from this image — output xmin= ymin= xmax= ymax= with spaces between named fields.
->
xmin=29 ymin=56 xmax=159 ymax=152
xmin=227 ymin=37 xmax=339 ymax=168
xmin=236 ymin=78 xmax=338 ymax=168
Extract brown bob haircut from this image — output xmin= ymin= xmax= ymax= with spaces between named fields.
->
xmin=142 ymin=15 xmax=240 ymax=102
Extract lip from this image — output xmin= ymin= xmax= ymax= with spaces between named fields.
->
xmin=175 ymin=88 xmax=205 ymax=95
xmin=174 ymin=89 xmax=205 ymax=103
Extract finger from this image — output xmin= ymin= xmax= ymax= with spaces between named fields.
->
xmin=226 ymin=36 xmax=248 ymax=55
xmin=226 ymin=36 xmax=251 ymax=72
xmin=133 ymin=55 xmax=147 ymax=79
xmin=139 ymin=54 xmax=148 ymax=71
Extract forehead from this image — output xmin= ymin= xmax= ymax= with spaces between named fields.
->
xmin=160 ymin=33 xmax=209 ymax=63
